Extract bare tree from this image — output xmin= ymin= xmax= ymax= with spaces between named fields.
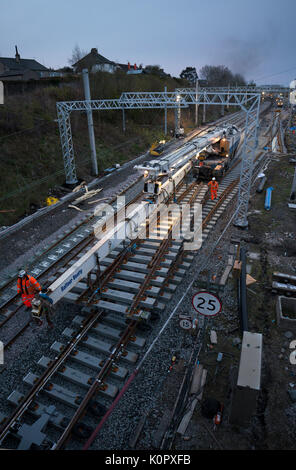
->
xmin=68 ymin=45 xmax=88 ymax=66
xmin=199 ymin=65 xmax=246 ymax=87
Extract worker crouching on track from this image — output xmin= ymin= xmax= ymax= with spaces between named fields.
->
xmin=208 ymin=177 xmax=219 ymax=201
xmin=17 ymin=270 xmax=41 ymax=309
xmin=31 ymin=289 xmax=54 ymax=328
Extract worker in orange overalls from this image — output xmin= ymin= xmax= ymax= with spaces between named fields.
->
xmin=208 ymin=177 xmax=219 ymax=201
xmin=17 ymin=270 xmax=41 ymax=309
xmin=128 ymin=62 xmax=131 ymax=70
xmin=134 ymin=63 xmax=137 ymax=70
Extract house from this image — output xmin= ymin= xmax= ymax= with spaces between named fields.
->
xmin=73 ymin=48 xmax=119 ymax=74
xmin=73 ymin=48 xmax=143 ymax=75
xmin=0 ymin=46 xmax=49 ymax=81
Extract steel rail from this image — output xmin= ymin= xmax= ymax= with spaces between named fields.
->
xmin=53 ymin=180 xmax=205 ymax=448
xmin=158 ymin=150 xmax=270 ymax=450
xmin=0 ymin=175 xmax=143 ymax=312
xmin=0 ymin=109 xmax=270 ymax=447
xmin=3 ymin=140 xmax=268 ymax=450
xmin=53 ymin=317 xmax=139 ymax=450
xmin=0 ymin=189 xmax=144 ymax=349
xmin=0 ymin=308 xmax=104 ymax=444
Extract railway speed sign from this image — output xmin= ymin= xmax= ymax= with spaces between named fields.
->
xmin=192 ymin=291 xmax=222 ymax=317
xmin=179 ymin=318 xmax=192 ymax=330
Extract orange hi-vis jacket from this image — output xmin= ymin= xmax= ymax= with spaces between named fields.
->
xmin=17 ymin=275 xmax=41 ymax=307
xmin=208 ymin=180 xmax=219 ymax=192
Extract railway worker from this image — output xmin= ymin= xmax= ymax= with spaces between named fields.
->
xmin=208 ymin=177 xmax=219 ymax=201
xmin=31 ymin=290 xmax=54 ymax=328
xmin=17 ymin=270 xmax=41 ymax=309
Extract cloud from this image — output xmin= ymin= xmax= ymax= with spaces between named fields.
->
xmin=221 ymin=26 xmax=279 ymax=77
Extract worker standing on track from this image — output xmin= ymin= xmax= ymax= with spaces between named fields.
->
xmin=17 ymin=270 xmax=41 ymax=309
xmin=31 ymin=290 xmax=54 ymax=328
xmin=208 ymin=177 xmax=219 ymax=201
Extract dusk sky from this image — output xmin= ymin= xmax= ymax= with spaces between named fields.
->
xmin=1 ymin=0 xmax=295 ymax=86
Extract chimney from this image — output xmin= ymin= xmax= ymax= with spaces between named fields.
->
xmin=15 ymin=45 xmax=20 ymax=63
xmin=91 ymin=48 xmax=98 ymax=55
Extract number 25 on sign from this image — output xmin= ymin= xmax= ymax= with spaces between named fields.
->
xmin=192 ymin=291 xmax=222 ymax=317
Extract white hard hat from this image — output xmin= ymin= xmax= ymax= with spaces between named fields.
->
xmin=18 ymin=270 xmax=26 ymax=278
xmin=212 ymin=177 xmax=216 ymax=181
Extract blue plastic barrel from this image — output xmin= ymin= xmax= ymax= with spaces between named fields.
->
xmin=264 ymin=187 xmax=274 ymax=210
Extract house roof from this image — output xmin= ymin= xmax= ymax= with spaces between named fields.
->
xmin=0 ymin=71 xmax=24 ymax=77
xmin=73 ymin=49 xmax=116 ymax=67
xmin=0 ymin=57 xmax=48 ymax=71
xmin=117 ymin=63 xmax=129 ymax=71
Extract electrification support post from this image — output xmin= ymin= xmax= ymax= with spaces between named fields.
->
xmin=175 ymin=94 xmax=181 ymax=136
xmin=122 ymin=106 xmax=126 ymax=133
xmin=234 ymin=94 xmax=261 ymax=227
xmin=56 ymin=103 xmax=78 ymax=185
xmin=203 ymin=103 xmax=206 ymax=123
xmin=82 ymin=69 xmax=98 ymax=176
xmin=221 ymin=104 xmax=224 ymax=116
xmin=195 ymin=80 xmax=199 ymax=125
xmin=164 ymin=86 xmax=167 ymax=135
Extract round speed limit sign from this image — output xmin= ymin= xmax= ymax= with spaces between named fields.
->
xmin=179 ymin=318 xmax=192 ymax=330
xmin=192 ymin=291 xmax=222 ymax=317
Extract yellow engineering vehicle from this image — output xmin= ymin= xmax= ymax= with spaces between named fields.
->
xmin=149 ymin=140 xmax=166 ymax=156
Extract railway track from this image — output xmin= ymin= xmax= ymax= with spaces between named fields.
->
xmin=0 ymin=110 xmax=247 ymax=348
xmin=0 ymin=103 xmax=274 ymax=450
xmin=0 ymin=130 xmax=270 ymax=449
xmin=0 ymin=179 xmax=206 ymax=448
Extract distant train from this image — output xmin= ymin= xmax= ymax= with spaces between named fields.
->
xmin=193 ymin=125 xmax=241 ymax=180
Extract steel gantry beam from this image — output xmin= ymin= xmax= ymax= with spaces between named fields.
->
xmin=176 ymin=86 xmax=290 ymax=94
xmin=56 ymin=93 xmax=188 ymax=185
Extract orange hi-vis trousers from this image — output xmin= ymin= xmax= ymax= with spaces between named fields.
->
xmin=208 ymin=181 xmax=219 ymax=200
xmin=210 ymin=189 xmax=218 ymax=200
